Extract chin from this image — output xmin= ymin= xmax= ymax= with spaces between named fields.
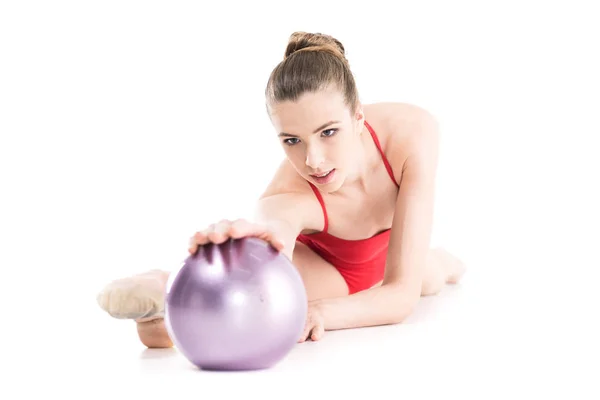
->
xmin=327 ymin=181 xmax=345 ymax=193
xmin=317 ymin=171 xmax=346 ymax=193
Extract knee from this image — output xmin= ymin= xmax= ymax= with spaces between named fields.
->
xmin=420 ymin=273 xmax=444 ymax=296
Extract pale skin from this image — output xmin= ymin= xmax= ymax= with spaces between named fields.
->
xmin=97 ymin=88 xmax=465 ymax=348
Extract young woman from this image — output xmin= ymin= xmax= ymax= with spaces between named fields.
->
xmin=97 ymin=31 xmax=465 ymax=348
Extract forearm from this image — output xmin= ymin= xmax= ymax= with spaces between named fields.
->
xmin=313 ymin=283 xmax=420 ymax=331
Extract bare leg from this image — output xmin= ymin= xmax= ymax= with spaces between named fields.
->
xmin=420 ymin=247 xmax=466 ymax=296
xmin=292 ymin=241 xmax=349 ymax=300
xmin=96 ymin=245 xmax=465 ymax=348
xmin=96 ymin=269 xmax=173 ymax=348
xmin=96 ymin=241 xmax=349 ymax=348
xmin=136 ymin=318 xmax=173 ymax=348
xmin=293 ymin=243 xmax=466 ymax=298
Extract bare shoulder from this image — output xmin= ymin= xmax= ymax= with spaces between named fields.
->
xmin=364 ymin=102 xmax=440 ymax=176
xmin=256 ymin=158 xmax=325 ymax=233
xmin=365 ymin=102 xmax=439 ymax=147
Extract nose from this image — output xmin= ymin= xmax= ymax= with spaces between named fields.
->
xmin=305 ymin=144 xmax=325 ymax=169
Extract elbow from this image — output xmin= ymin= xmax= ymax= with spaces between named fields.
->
xmin=387 ymin=303 xmax=415 ymax=325
xmin=384 ymin=282 xmax=421 ymax=324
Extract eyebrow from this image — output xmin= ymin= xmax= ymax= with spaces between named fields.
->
xmin=278 ymin=120 xmax=341 ymax=137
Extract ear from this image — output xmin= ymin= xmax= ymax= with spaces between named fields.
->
xmin=354 ymin=105 xmax=365 ymax=132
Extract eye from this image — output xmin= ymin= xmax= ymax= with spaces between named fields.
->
xmin=322 ymin=128 xmax=337 ymax=137
xmin=283 ymin=138 xmax=300 ymax=146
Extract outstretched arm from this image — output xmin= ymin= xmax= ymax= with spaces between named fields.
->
xmin=252 ymin=193 xmax=308 ymax=260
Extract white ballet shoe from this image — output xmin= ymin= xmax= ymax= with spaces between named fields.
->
xmin=96 ymin=270 xmax=167 ymax=321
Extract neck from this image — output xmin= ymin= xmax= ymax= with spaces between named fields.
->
xmin=335 ymin=125 xmax=381 ymax=196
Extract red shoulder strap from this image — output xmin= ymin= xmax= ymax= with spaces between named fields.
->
xmin=307 ymin=182 xmax=328 ymax=233
xmin=365 ymin=121 xmax=399 ymax=187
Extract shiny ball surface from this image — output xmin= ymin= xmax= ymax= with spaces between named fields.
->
xmin=165 ymin=237 xmax=307 ymax=371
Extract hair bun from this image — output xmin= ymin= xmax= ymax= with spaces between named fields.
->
xmin=284 ymin=31 xmax=346 ymax=60
xmin=266 ymin=31 xmax=359 ymax=113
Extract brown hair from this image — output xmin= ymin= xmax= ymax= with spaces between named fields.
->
xmin=265 ymin=32 xmax=359 ymax=113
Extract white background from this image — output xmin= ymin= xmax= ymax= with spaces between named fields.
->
xmin=1 ymin=0 xmax=599 ymax=398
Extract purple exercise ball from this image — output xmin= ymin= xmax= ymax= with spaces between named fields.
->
xmin=164 ymin=237 xmax=308 ymax=371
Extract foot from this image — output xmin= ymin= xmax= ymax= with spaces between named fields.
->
xmin=96 ymin=269 xmax=169 ymax=321
xmin=432 ymin=248 xmax=466 ymax=284
xmin=137 ymin=318 xmax=173 ymax=348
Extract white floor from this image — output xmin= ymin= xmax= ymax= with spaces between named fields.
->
xmin=15 ymin=264 xmax=595 ymax=400
xmin=3 ymin=1 xmax=600 ymax=397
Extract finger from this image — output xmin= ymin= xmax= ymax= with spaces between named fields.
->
xmin=207 ymin=220 xmax=231 ymax=244
xmin=188 ymin=223 xmax=217 ymax=253
xmin=231 ymin=220 xmax=285 ymax=251
xmin=229 ymin=219 xmax=252 ymax=238
xmin=298 ymin=322 xmax=312 ymax=343
xmin=266 ymin=233 xmax=286 ymax=251
xmin=192 ymin=227 xmax=212 ymax=245
xmin=310 ymin=323 xmax=325 ymax=341
xmin=188 ymin=230 xmax=206 ymax=253
xmin=195 ymin=229 xmax=210 ymax=243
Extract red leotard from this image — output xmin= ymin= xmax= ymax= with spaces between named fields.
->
xmin=296 ymin=121 xmax=399 ymax=294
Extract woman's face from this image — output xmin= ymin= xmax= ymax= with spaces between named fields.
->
xmin=268 ymin=87 xmax=364 ymax=193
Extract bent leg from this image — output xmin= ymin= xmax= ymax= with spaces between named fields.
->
xmin=137 ymin=318 xmax=173 ymax=348
xmin=96 ymin=269 xmax=169 ymax=320
xmin=420 ymin=247 xmax=466 ymax=296
xmin=97 ymin=269 xmax=173 ymax=348
xmin=292 ymin=241 xmax=349 ymax=301
xmin=97 ymin=244 xmax=465 ymax=348
xmin=96 ymin=241 xmax=348 ymax=348
xmin=368 ymin=247 xmax=466 ymax=295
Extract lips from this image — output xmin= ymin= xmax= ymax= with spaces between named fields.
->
xmin=311 ymin=170 xmax=332 ymax=178
xmin=309 ymin=168 xmax=336 ymax=184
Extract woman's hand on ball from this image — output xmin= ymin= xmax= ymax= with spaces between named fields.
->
xmin=188 ymin=219 xmax=286 ymax=254
xmin=299 ymin=302 xmax=325 ymax=342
